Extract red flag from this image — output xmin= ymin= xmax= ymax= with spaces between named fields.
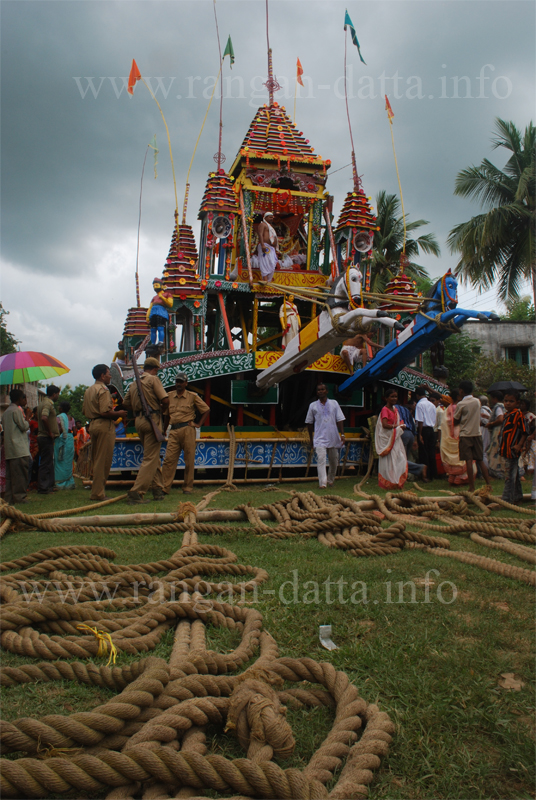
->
xmin=296 ymin=58 xmax=304 ymax=87
xmin=128 ymin=59 xmax=142 ymax=96
xmin=385 ymin=95 xmax=394 ymax=120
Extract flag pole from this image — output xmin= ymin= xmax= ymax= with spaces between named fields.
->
xmin=182 ymin=62 xmax=223 ymax=224
xmin=139 ymin=78 xmax=178 ymax=218
xmin=344 ymin=29 xmax=359 ymax=190
xmin=293 ymin=73 xmax=298 ymax=123
xmin=135 ymin=143 xmax=151 ymax=308
xmin=386 ymin=97 xmax=407 ymax=254
xmin=213 ymin=0 xmax=224 ymax=171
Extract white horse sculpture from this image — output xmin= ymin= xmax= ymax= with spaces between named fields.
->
xmin=256 ymin=266 xmax=403 ymax=389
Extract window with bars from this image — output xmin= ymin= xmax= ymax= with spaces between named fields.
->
xmin=505 ymin=346 xmax=530 ymax=366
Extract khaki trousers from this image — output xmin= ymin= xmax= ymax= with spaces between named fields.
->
xmin=162 ymin=426 xmax=196 ymax=492
xmin=89 ymin=418 xmax=116 ymax=500
xmin=131 ymin=416 xmax=164 ymax=495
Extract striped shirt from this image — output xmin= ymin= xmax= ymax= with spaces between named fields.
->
xmin=499 ymin=409 xmax=527 ymax=459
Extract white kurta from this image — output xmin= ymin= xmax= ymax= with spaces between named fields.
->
xmin=305 ymin=399 xmax=345 ymax=449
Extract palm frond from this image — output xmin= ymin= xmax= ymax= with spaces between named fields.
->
xmin=449 ymin=119 xmax=536 ymax=306
xmin=454 ymin=162 xmax=514 ymax=207
xmin=491 ymin=118 xmax=522 ymax=157
xmin=414 ymin=233 xmax=441 ymax=257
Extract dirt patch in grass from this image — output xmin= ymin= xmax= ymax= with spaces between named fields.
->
xmin=455 ymin=636 xmax=479 ymax=645
xmin=490 ymin=601 xmax=510 ymax=612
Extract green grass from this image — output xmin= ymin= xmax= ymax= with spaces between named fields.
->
xmin=1 ymin=476 xmax=535 ymax=799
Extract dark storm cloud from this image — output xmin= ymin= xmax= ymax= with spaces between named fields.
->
xmin=1 ymin=0 xmax=534 ymax=384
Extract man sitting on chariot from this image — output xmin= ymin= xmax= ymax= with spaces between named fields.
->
xmin=341 ymin=333 xmax=383 ymax=373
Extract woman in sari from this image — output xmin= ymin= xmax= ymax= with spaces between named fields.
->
xmin=375 ymin=389 xmax=408 ymax=490
xmin=54 ymin=401 xmax=75 ymax=489
xmin=439 ymin=390 xmax=475 ymax=485
xmin=485 ymin=390 xmax=505 ymax=478
xmin=518 ymin=398 xmax=536 ymax=481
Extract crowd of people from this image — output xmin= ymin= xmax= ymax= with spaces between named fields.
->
xmin=374 ymin=381 xmax=535 ymax=504
xmin=0 ymin=385 xmax=97 ymax=504
xmin=1 ymin=366 xmax=535 ymax=506
xmin=0 ymin=358 xmax=212 ymax=505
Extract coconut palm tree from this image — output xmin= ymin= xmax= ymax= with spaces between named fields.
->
xmin=369 ymin=191 xmax=440 ymax=293
xmin=447 ymin=118 xmax=535 ymax=304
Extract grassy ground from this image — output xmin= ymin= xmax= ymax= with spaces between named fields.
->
xmin=1 ymin=476 xmax=535 ymax=799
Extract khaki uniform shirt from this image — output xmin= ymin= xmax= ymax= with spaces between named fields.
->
xmin=168 ymin=390 xmax=209 ymax=424
xmin=3 ymin=404 xmax=30 ymax=459
xmin=123 ymin=372 xmax=167 ymax=414
xmin=38 ymin=397 xmax=59 ymax=438
xmin=82 ymin=382 xmax=113 ymax=419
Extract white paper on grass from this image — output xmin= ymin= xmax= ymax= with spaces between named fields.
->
xmin=319 ymin=624 xmax=338 ymax=651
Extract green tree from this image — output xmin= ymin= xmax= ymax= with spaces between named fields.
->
xmin=423 ymin=332 xmax=481 ymax=388
xmin=369 ymin=191 xmax=440 ymax=294
xmin=501 ymin=295 xmax=536 ymax=321
xmin=0 ymin=303 xmax=19 ymax=355
xmin=57 ymin=384 xmax=89 ymax=423
xmin=471 ymin=354 xmax=535 ymax=395
xmin=447 ymin=118 xmax=535 ymax=304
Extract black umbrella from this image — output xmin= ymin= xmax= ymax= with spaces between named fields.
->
xmin=487 ymin=380 xmax=529 ymax=393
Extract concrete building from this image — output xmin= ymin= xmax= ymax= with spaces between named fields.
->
xmin=464 ymin=320 xmax=536 ymax=367
xmin=0 ymin=383 xmax=42 ymax=419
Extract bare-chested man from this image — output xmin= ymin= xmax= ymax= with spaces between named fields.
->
xmin=255 ymin=212 xmax=280 ymax=281
xmin=340 ymin=334 xmax=383 ymax=372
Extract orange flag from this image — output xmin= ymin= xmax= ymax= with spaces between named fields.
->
xmin=128 ymin=59 xmax=142 ymax=96
xmin=385 ymin=95 xmax=394 ymax=120
xmin=296 ymin=58 xmax=304 ymax=87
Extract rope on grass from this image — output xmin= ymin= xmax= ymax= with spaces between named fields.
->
xmin=470 ymin=533 xmax=536 ymax=565
xmin=428 ymin=546 xmax=536 ymax=586
xmin=0 ymin=528 xmax=395 ymax=799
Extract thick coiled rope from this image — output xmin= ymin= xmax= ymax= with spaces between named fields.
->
xmin=0 ymin=499 xmax=395 ymax=799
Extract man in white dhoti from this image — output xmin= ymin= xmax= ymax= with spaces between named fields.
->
xmin=256 ymin=212 xmax=280 ymax=281
xmin=279 ymin=295 xmax=301 ymax=349
xmin=305 ymin=383 xmax=346 ymax=488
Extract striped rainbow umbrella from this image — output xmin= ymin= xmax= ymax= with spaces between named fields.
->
xmin=0 ymin=351 xmax=70 ymax=385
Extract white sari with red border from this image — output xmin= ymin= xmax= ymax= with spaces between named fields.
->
xmin=375 ymin=407 xmax=408 ymax=490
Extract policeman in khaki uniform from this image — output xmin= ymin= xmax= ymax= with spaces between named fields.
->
xmin=162 ymin=373 xmax=209 ymax=494
xmin=123 ymin=357 xmax=169 ymax=504
xmin=82 ymin=364 xmax=125 ymax=501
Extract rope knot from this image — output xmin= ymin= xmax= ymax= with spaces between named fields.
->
xmin=225 ymin=679 xmax=295 ymax=762
xmin=177 ymin=501 xmax=197 ymax=520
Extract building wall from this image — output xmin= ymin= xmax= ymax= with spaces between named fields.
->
xmin=463 ymin=320 xmax=536 ymax=365
xmin=0 ymin=383 xmax=42 ymax=419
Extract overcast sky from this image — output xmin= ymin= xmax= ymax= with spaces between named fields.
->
xmin=1 ymin=0 xmax=534 ymax=388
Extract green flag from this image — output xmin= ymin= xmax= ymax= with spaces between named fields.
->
xmin=223 ymin=35 xmax=235 ymax=68
xmin=344 ymin=10 xmax=366 ymax=64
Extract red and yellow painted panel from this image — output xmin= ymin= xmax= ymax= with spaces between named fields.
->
xmin=239 ymin=269 xmax=328 ymax=290
xmin=255 ymin=351 xmax=351 ymax=375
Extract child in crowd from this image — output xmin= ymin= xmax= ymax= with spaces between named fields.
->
xmin=499 ymin=391 xmax=527 ymax=504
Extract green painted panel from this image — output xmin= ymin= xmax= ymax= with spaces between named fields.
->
xmin=231 ymin=380 xmax=279 ymax=404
